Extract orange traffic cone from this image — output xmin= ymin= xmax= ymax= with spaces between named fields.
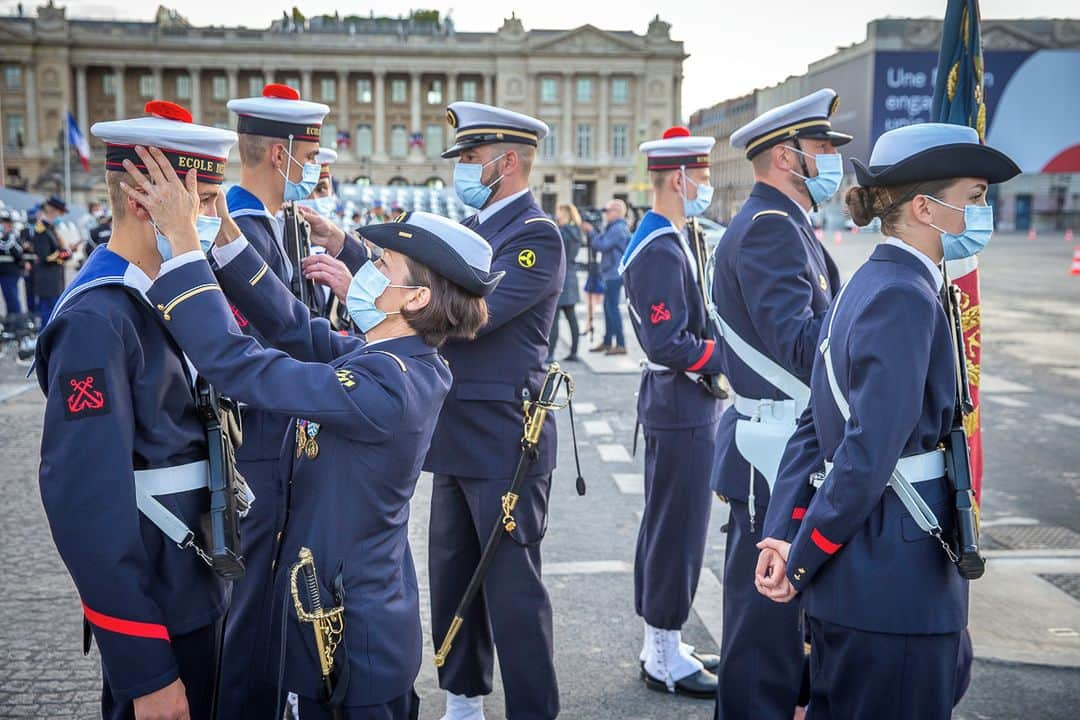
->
xmin=1028 ymin=227 xmax=1037 ymax=241
xmin=1066 ymin=228 xmax=1075 ymax=243
xmin=1070 ymin=246 xmax=1080 ymax=276
xmin=833 ymin=231 xmax=842 ymax=245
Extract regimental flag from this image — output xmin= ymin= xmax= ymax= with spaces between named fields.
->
xmin=933 ymin=0 xmax=986 ymax=502
xmin=67 ymin=112 xmax=91 ymax=172
xmin=408 ymin=132 xmax=425 ymax=149
xmin=336 ymin=130 xmax=351 ymax=149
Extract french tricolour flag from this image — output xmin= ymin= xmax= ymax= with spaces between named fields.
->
xmin=67 ymin=112 xmax=91 ymax=172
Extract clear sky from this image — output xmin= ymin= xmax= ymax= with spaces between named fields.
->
xmin=3 ymin=0 xmax=1076 ymax=115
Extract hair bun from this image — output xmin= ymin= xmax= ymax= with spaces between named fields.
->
xmin=845 ymin=186 xmax=876 ymax=227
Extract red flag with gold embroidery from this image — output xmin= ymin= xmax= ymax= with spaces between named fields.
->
xmin=945 ymin=256 xmax=983 ymax=500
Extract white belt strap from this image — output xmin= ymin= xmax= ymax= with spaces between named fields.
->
xmin=134 ymin=460 xmax=210 ymax=547
xmin=731 ymin=392 xmax=798 ymax=423
xmin=817 ymin=280 xmax=943 ymax=536
xmin=641 ymin=359 xmax=702 ymax=383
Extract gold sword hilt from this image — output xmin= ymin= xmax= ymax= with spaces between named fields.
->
xmin=433 ymin=616 xmax=463 ymax=668
xmin=289 ymin=547 xmax=345 ymax=679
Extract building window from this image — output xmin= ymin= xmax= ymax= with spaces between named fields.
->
xmin=612 ymin=123 xmax=629 ymax=159
xmin=541 ymin=77 xmax=557 ymax=104
xmin=248 ymin=76 xmax=263 ymax=97
xmin=355 ymin=124 xmax=373 ymax=157
xmin=576 ymin=123 xmax=592 ymax=160
xmin=461 ymin=79 xmax=478 ymax=102
xmin=576 ymin=77 xmax=592 ymax=103
xmin=176 ymin=75 xmax=191 ymax=100
xmin=4 ymin=66 xmax=22 ymax=91
xmin=212 ymin=76 xmax=227 ymax=101
xmin=356 ymin=78 xmax=372 ymax=103
xmin=427 ymin=80 xmax=442 ymax=105
xmin=281 ymin=77 xmax=300 ymax=92
xmin=322 ymin=124 xmax=337 ymax=148
xmin=103 ymin=74 xmax=117 ymax=97
xmin=615 ymin=174 xmax=628 ymax=185
xmin=543 ymin=174 xmax=557 ymax=184
xmin=320 ymin=78 xmax=336 ymax=102
xmin=390 ymin=79 xmax=407 ymax=104
xmin=390 ymin=124 xmax=407 ymax=158
xmin=611 ymin=78 xmax=629 ymax=104
xmin=425 ymin=123 xmax=442 ymax=158
xmin=541 ymin=123 xmax=557 ymax=160
xmin=5 ymin=114 xmax=24 ymax=148
xmin=140 ymin=75 xmax=156 ymax=98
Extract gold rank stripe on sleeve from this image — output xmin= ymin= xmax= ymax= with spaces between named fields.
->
xmin=249 ymin=263 xmax=269 ymax=286
xmin=366 ymin=350 xmax=408 ymax=373
xmin=752 ymin=209 xmax=790 ymax=220
xmin=156 ymin=284 xmax=222 ymax=320
xmin=524 ymin=217 xmax=559 ymax=230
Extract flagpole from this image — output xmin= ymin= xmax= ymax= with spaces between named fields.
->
xmin=0 ymin=92 xmax=6 ymax=188
xmin=63 ymin=108 xmax=71 ymax=202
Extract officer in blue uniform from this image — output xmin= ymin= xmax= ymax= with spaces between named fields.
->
xmin=218 ymin=81 xmax=333 ymax=718
xmin=756 ymin=123 xmax=1020 ymax=720
xmin=35 ymin=101 xmax=237 ymax=720
xmin=710 ymin=89 xmax=851 ymax=720
xmin=617 ymin=126 xmax=724 ymax=698
xmin=121 ymin=134 xmax=502 ymax=718
xmin=427 ymin=101 xmax=564 ymax=720
xmin=30 ymin=196 xmax=71 ymax=323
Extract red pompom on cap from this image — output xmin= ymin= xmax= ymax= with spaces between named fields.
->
xmin=262 ymin=83 xmax=300 ymax=100
xmin=662 ymin=126 xmax=691 ymax=139
xmin=145 ymin=101 xmax=192 ymax=123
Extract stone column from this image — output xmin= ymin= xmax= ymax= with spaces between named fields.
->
xmin=561 ymin=72 xmax=574 ymax=164
xmin=446 ymin=72 xmax=457 ymax=105
xmin=189 ymin=68 xmax=202 ymax=123
xmin=24 ymin=64 xmax=38 ymax=152
xmin=112 ymin=65 xmax=125 ymax=119
xmin=373 ymin=70 xmax=386 ymax=161
xmin=264 ymin=69 xmax=275 ymax=85
xmin=226 ymin=68 xmax=238 ymax=102
xmin=337 ymin=70 xmax=350 ymax=157
xmin=409 ymin=72 xmax=422 ymax=159
xmin=152 ymin=66 xmax=164 ymax=98
xmin=483 ymin=73 xmax=494 ymax=104
xmin=74 ymin=65 xmax=88 ymax=136
xmin=301 ymin=70 xmax=312 ymax=100
xmin=597 ymin=72 xmax=609 ymax=164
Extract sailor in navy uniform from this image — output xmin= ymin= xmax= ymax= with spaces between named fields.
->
xmin=427 ymin=101 xmax=564 ymax=720
xmin=756 ymin=123 xmax=1020 ymax=719
xmin=30 ymin=195 xmax=71 ymax=323
xmin=35 ymin=101 xmax=237 ymax=720
xmin=708 ymin=89 xmax=850 ymax=720
xmin=220 ymin=81 xmax=334 ymax=717
xmin=617 ymin=126 xmax=724 ymax=699
xmin=123 ymin=138 xmax=500 ymax=717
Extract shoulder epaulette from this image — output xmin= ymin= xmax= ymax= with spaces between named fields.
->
xmin=34 ymin=221 xmax=45 ymax=232
xmin=524 ymin=217 xmax=559 ymax=230
xmin=752 ymin=210 xmax=789 ymax=221
xmin=366 ymin=349 xmax=407 ymax=373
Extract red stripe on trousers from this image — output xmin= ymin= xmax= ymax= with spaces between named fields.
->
xmin=82 ymin=602 xmax=170 ymax=641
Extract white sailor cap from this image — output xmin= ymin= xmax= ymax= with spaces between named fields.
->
xmin=639 ymin=126 xmax=716 ymax=170
xmin=315 ymin=147 xmax=338 ymax=165
xmin=852 ymin=123 xmax=1020 ymax=187
xmin=227 ymin=83 xmax=330 ymax=144
xmin=442 ymin=101 xmax=549 ymax=159
xmin=91 ymin=101 xmax=237 ymax=184
xmin=359 ymin=211 xmax=504 ymax=297
xmin=730 ymin=88 xmax=852 ymax=159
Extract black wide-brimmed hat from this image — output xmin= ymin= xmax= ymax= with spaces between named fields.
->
xmin=851 ymin=123 xmax=1020 ymax=187
xmin=359 ymin=211 xmax=504 ymax=297
xmin=45 ymin=195 xmax=68 ymax=213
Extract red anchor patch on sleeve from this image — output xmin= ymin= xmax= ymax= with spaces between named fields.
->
xmin=650 ymin=302 xmax=672 ymax=325
xmin=61 ymin=369 xmax=109 ymax=420
xmin=229 ymin=303 xmax=249 ymax=329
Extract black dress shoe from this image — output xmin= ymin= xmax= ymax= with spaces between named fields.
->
xmin=692 ymin=651 xmax=720 ymax=672
xmin=640 ymin=667 xmax=718 ymax=699
xmin=562 ymin=353 xmax=580 ymax=362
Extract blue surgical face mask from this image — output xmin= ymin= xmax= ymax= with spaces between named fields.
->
xmin=680 ymin=171 xmax=714 ymax=218
xmin=925 ymin=196 xmax=994 ymax=261
xmin=453 ymin=153 xmax=506 ymax=209
xmin=196 ymin=215 xmax=222 ymax=253
xmin=345 ymin=260 xmax=425 ymax=333
xmin=789 ymin=147 xmax=843 ymax=205
xmin=280 ymin=139 xmax=321 ymax=203
xmin=297 ymin=196 xmax=337 ymax=219
xmin=155 ymin=230 xmax=172 ymax=262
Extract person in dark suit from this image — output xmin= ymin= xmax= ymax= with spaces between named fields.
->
xmin=757 ymin=122 xmax=1020 ymax=720
xmin=427 ymin=101 xmax=564 ymax=720
xmin=0 ymin=211 xmax=24 ymax=316
xmin=546 ymin=202 xmax=583 ymax=362
xmin=30 ymin=196 xmax=70 ymax=324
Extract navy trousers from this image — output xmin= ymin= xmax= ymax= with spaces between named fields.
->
xmin=806 ymin=616 xmax=961 ymax=720
xmin=217 ymin=457 xmax=285 ymax=720
xmin=601 ymin=277 xmax=625 ymax=347
xmin=634 ymin=422 xmax=717 ymax=630
xmin=428 ymin=472 xmax=559 ymax=720
xmin=715 ymin=500 xmax=804 ymax=720
xmin=101 ymin=620 xmax=221 ymax=720
xmin=0 ymin=274 xmax=22 ymax=315
xmin=37 ymin=294 xmax=58 ymax=325
xmin=295 ymin=689 xmax=419 ymax=720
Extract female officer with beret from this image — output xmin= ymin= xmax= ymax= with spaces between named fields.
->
xmin=122 ymin=144 xmax=501 ymax=720
xmin=754 ymin=123 xmax=1019 ymax=719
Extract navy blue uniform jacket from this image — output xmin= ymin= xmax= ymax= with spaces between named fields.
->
xmin=148 ymin=243 xmax=452 ymax=705
xmin=424 ymin=192 xmax=564 ymax=479
xmin=763 ymin=243 xmax=968 ymax=635
xmin=711 ymin=182 xmax=839 ymax=503
xmin=35 ymin=247 xmax=225 ymax=703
